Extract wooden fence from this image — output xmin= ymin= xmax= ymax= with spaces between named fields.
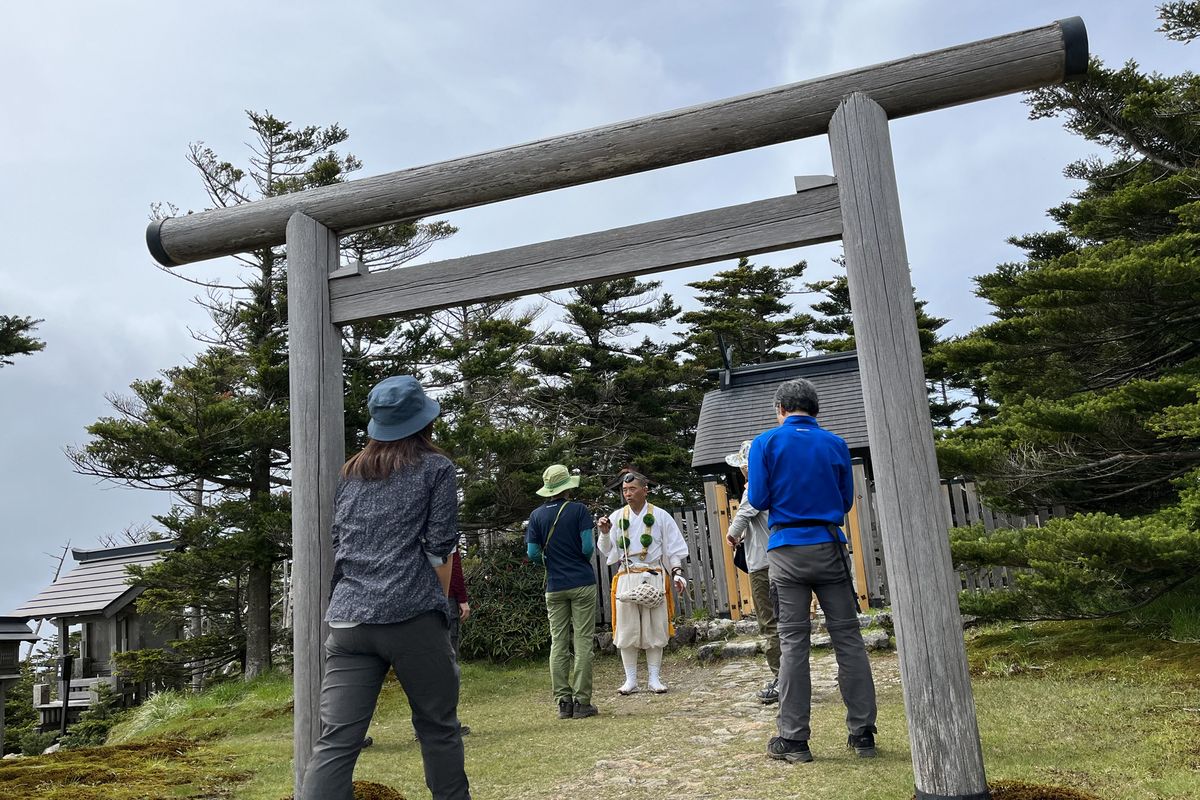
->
xmin=590 ymin=464 xmax=1061 ymax=622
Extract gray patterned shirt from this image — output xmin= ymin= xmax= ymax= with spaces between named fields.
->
xmin=326 ymin=452 xmax=459 ymax=625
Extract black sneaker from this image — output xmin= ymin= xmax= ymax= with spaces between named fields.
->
xmin=572 ymin=701 xmax=598 ymax=719
xmin=459 ymin=725 xmax=471 ymax=736
xmin=360 ymin=735 xmax=374 ymax=750
xmin=848 ymin=727 xmax=877 ymax=758
xmin=558 ymin=700 xmax=574 ymax=719
xmin=757 ymin=678 xmax=779 ymax=705
xmin=767 ymin=736 xmax=813 ymax=763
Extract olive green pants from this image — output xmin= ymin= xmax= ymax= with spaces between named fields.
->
xmin=749 ymin=567 xmax=781 ymax=674
xmin=546 ymin=584 xmax=597 ymax=705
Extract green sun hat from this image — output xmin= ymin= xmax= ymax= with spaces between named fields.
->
xmin=536 ymin=464 xmax=581 ymax=497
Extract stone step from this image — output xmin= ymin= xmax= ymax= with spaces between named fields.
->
xmin=594 ymin=613 xmax=892 ymax=654
xmin=694 ymin=613 xmax=882 ymax=642
xmin=696 ymin=629 xmax=892 ymax=664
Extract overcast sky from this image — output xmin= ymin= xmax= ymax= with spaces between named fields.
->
xmin=0 ymin=1 xmax=1189 ymax=616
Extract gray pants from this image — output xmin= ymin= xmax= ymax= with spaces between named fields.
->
xmin=770 ymin=543 xmax=877 ymax=742
xmin=301 ymin=611 xmax=469 ymax=800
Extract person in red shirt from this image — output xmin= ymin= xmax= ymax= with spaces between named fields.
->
xmin=448 ymin=548 xmax=470 ymax=656
xmin=447 ymin=547 xmax=471 ymax=736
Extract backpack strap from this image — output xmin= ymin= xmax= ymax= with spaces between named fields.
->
xmin=543 ymin=501 xmax=569 ymax=552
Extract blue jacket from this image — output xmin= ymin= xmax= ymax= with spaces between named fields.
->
xmin=747 ymin=415 xmax=854 ymax=549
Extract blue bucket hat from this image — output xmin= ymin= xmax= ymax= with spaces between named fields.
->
xmin=366 ymin=376 xmax=441 ymax=442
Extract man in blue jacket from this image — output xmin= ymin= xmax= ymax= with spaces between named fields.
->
xmin=748 ymin=378 xmax=877 ymax=763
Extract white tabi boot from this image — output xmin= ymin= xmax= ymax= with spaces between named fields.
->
xmin=617 ymin=646 xmax=640 ymax=695
xmin=646 ymin=646 xmax=667 ymax=693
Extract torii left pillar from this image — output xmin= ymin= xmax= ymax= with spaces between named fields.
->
xmin=287 ymin=212 xmax=344 ymax=793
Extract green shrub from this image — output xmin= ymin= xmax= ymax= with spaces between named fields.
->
xmin=1125 ymin=579 xmax=1200 ymax=641
xmin=19 ymin=729 xmax=57 ymax=756
xmin=112 ymin=648 xmax=185 ymax=692
xmin=459 ymin=536 xmax=552 ymax=662
xmin=952 ymin=509 xmax=1200 ymax=622
xmin=2 ymin=660 xmax=38 ymax=755
xmin=60 ymin=683 xmax=125 ymax=750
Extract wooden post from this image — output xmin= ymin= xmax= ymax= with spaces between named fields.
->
xmin=711 ymin=483 xmax=736 ymax=618
xmin=287 ymin=212 xmax=344 ymax=794
xmin=715 ymin=485 xmax=745 ymax=620
xmin=829 ymin=93 xmax=988 ymax=800
xmin=700 ymin=481 xmax=731 ymax=617
xmin=842 ymin=499 xmax=871 ymax=613
xmin=850 ymin=459 xmax=886 ymax=605
xmin=723 ymin=495 xmax=755 ymax=616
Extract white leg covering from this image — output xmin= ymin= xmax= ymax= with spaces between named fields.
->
xmin=646 ymin=646 xmax=667 ymax=693
xmin=618 ymin=646 xmax=640 ymax=694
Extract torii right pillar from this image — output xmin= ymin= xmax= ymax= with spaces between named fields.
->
xmin=830 ymin=92 xmax=989 ymax=800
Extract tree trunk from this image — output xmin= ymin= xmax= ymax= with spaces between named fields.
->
xmin=243 ymin=563 xmax=272 ymax=679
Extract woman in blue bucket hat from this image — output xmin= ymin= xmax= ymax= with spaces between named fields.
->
xmin=301 ymin=375 xmax=470 ymax=800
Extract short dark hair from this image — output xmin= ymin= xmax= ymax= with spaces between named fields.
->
xmin=774 ymin=379 xmax=820 ymax=416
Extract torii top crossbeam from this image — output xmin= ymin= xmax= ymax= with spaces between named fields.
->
xmin=146 ymin=18 xmax=1086 ymax=268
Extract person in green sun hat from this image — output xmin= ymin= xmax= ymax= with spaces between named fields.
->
xmin=525 ymin=464 xmax=600 ymax=720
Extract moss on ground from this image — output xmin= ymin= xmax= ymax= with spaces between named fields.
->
xmin=9 ymin=617 xmax=1198 ymax=799
xmin=967 ymin=616 xmax=1200 ymax=682
xmin=988 ymin=780 xmax=1103 ymax=800
xmin=279 ymin=780 xmax=406 ymax=799
xmin=0 ymin=738 xmax=248 ymax=799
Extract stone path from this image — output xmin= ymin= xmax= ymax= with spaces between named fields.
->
xmin=543 ymin=649 xmax=900 ymax=799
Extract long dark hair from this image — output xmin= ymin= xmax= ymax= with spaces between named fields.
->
xmin=341 ymin=422 xmax=444 ymax=480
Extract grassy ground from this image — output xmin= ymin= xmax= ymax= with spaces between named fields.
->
xmin=3 ymin=618 xmax=1197 ymax=799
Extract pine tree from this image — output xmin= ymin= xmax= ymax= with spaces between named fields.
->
xmin=677 ymin=257 xmax=813 ymax=367
xmin=427 ymin=301 xmax=553 ymax=534
xmin=532 ymin=278 xmax=700 ymax=504
xmin=0 ymin=315 xmax=44 ymax=367
xmin=936 ymin=7 xmax=1200 ymax=512
xmin=70 ymin=111 xmax=454 ymax=678
xmin=807 ymin=270 xmax=968 ymax=427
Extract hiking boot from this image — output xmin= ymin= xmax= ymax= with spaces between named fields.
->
xmin=572 ymin=701 xmax=598 ymax=719
xmin=767 ymin=736 xmax=813 ymax=763
xmin=848 ymin=727 xmax=877 ymax=758
xmin=558 ymin=700 xmax=574 ymax=719
xmin=757 ymin=677 xmax=779 ymax=705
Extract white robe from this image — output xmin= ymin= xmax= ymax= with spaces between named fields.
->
xmin=598 ymin=503 xmax=689 ymax=649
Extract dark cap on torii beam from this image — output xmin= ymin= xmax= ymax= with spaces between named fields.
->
xmin=146 ymin=219 xmax=174 ymax=267
xmin=1059 ymin=16 xmax=1089 ymax=80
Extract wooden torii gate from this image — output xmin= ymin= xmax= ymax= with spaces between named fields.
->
xmin=146 ymin=18 xmax=1087 ymax=799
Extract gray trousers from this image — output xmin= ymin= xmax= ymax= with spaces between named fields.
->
xmin=301 ymin=611 xmax=469 ymax=800
xmin=770 ymin=543 xmax=877 ymax=742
